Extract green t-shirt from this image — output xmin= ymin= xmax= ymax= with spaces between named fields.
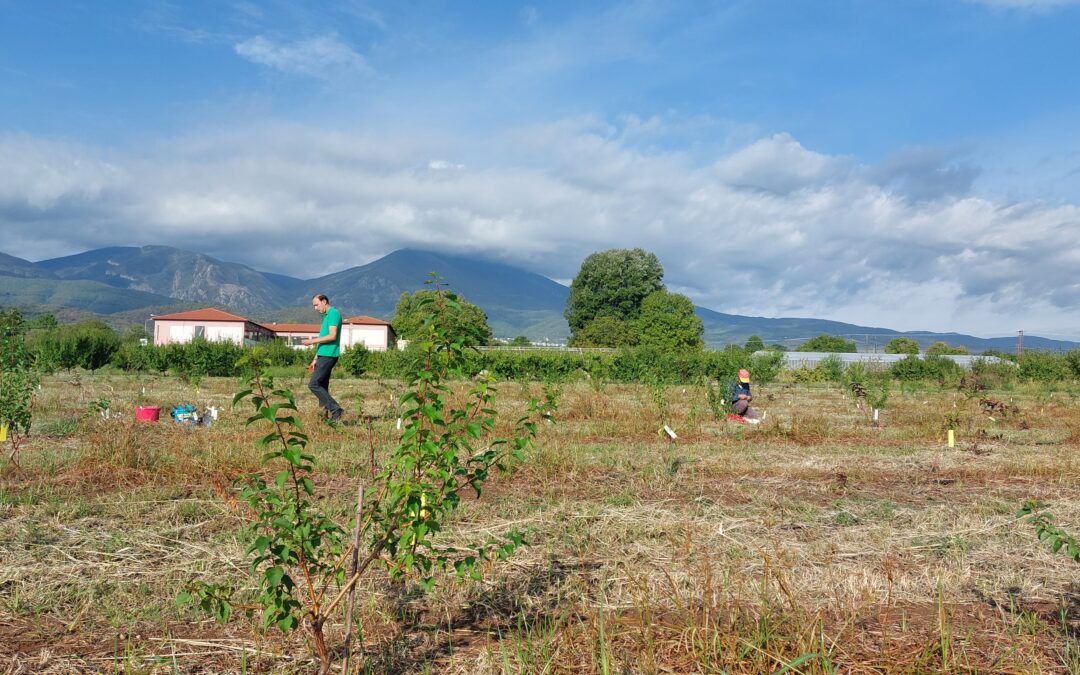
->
xmin=317 ymin=306 xmax=343 ymax=357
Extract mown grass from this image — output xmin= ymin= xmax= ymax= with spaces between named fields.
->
xmin=2 ymin=370 xmax=1080 ymax=672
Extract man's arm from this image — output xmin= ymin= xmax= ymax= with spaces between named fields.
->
xmin=301 ymin=325 xmax=338 ymax=347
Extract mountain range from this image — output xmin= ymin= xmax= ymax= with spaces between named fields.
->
xmin=1 ymin=245 xmax=1075 ymax=352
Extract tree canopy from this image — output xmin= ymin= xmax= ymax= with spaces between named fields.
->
xmin=884 ymin=337 xmax=920 ymax=355
xmin=744 ymin=335 xmax=765 ymax=353
xmin=565 ymin=248 xmax=664 ymax=339
xmin=796 ymin=334 xmax=858 ymax=353
xmin=392 ymin=290 xmax=492 ymax=346
xmin=925 ymin=341 xmax=968 ymax=356
xmin=31 ymin=319 xmax=120 ymax=371
xmin=636 ymin=291 xmax=704 ymax=351
xmin=570 ymin=315 xmax=638 ymax=348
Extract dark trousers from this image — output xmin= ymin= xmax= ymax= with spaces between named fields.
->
xmin=308 ymin=356 xmax=342 ymax=415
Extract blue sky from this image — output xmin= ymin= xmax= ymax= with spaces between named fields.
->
xmin=2 ymin=0 xmax=1080 ymax=337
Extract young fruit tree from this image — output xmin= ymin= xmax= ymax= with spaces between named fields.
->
xmin=179 ymin=282 xmax=556 ymax=673
xmin=0 ymin=310 xmax=37 ymax=468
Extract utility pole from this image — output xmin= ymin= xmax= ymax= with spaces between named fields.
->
xmin=1017 ymin=330 xmax=1024 ymax=359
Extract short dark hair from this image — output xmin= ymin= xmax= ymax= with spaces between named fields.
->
xmin=313 ymin=294 xmax=329 ymax=303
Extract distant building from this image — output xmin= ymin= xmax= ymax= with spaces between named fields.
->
xmin=263 ymin=316 xmax=396 ymax=352
xmin=152 ymin=308 xmax=396 ymax=351
xmin=152 ymin=308 xmax=274 ymax=347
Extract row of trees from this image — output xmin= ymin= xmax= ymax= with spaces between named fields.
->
xmin=10 ymin=310 xmax=1080 ymax=385
xmin=791 ymin=334 xmax=972 ymax=355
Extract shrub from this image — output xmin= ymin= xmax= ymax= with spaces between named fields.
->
xmin=884 ymin=337 xmax=920 ymax=355
xmin=796 ymin=334 xmax=857 ymax=353
xmin=183 ymin=338 xmax=245 ymax=378
xmin=32 ymin=320 xmax=120 ymax=371
xmin=1 ymin=310 xmax=38 ymax=466
xmin=339 ymin=344 xmax=370 ymax=377
xmin=970 ymin=357 xmax=1019 ymax=387
xmin=262 ymin=338 xmax=308 ymax=367
xmin=112 ymin=342 xmax=165 ymax=372
xmin=818 ymin=355 xmax=845 ymax=384
xmin=1067 ymin=350 xmax=1080 ymax=379
xmin=923 ymin=355 xmax=964 ymax=382
xmin=926 ymin=341 xmax=968 ymax=356
xmin=890 ymin=355 xmax=927 ymax=381
xmin=1019 ymin=351 xmax=1071 ymax=381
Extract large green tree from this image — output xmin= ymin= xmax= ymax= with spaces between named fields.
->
xmin=884 ymin=337 xmax=920 ymax=355
xmin=565 ymin=249 xmax=664 ymax=340
xmin=570 ymin=316 xmax=639 ymax=348
xmin=392 ymin=290 xmax=492 ymax=346
xmin=796 ymin=334 xmax=858 ymax=353
xmin=635 ymin=291 xmax=704 ymax=351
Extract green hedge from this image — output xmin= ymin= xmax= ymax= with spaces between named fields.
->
xmin=111 ymin=338 xmax=309 ymax=378
xmin=361 ymin=346 xmax=786 ymax=385
xmin=51 ymin=332 xmax=1080 ymax=386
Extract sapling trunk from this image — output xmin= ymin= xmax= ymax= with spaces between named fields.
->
xmin=341 ymin=482 xmax=364 ymax=674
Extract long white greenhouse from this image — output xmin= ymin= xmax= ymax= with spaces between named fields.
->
xmin=767 ymin=351 xmax=1011 ymax=369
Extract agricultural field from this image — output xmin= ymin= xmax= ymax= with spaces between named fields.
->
xmin=3 ymin=368 xmax=1080 ymax=673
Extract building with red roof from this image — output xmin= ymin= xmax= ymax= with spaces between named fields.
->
xmin=263 ymin=315 xmax=396 ymax=351
xmin=151 ymin=308 xmax=275 ymax=347
xmin=152 ymin=309 xmax=396 ymax=351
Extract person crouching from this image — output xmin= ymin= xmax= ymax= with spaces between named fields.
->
xmin=731 ymin=368 xmax=754 ymax=418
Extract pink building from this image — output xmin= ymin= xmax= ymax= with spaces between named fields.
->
xmin=263 ymin=315 xmax=396 ymax=351
xmin=152 ymin=308 xmax=275 ymax=347
xmin=153 ymin=309 xmax=396 ymax=351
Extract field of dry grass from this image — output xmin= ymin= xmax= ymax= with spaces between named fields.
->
xmin=3 ymin=368 xmax=1080 ymax=673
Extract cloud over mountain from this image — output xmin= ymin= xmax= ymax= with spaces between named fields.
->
xmin=1 ymin=118 xmax=1078 ymax=337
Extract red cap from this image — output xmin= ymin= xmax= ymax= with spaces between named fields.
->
xmin=738 ymin=369 xmax=750 ymax=382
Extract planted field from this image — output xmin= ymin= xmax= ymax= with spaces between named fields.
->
xmin=3 ymin=371 xmax=1080 ymax=673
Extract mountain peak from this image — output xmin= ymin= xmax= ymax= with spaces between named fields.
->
xmin=0 ymin=251 xmax=55 ymax=279
xmin=3 ymin=244 xmax=1078 ymax=351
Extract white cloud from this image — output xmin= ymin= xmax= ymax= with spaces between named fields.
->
xmin=234 ymin=34 xmax=371 ymax=78
xmin=427 ymin=160 xmax=465 ymax=171
xmin=1 ymin=121 xmax=1079 ymax=337
xmin=713 ymin=133 xmax=852 ymax=194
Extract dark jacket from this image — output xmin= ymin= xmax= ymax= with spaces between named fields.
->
xmin=730 ymin=381 xmax=752 ymax=404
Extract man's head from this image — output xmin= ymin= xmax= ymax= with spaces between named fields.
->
xmin=738 ymin=368 xmax=750 ymax=383
xmin=311 ymin=294 xmax=330 ymax=314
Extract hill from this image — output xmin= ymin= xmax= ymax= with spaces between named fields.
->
xmin=36 ymin=245 xmax=293 ymax=312
xmin=693 ymin=308 xmax=1073 ymax=352
xmin=2 ymin=245 xmax=1077 ymax=352
xmin=0 ymin=252 xmax=53 ymax=279
xmin=0 ymin=277 xmax=176 ymax=315
xmin=296 ymin=249 xmax=573 ymax=340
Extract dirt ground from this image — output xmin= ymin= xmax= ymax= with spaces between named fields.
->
xmin=3 ymin=371 xmax=1080 ymax=673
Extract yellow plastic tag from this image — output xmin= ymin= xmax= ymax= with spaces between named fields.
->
xmin=0 ymin=424 xmax=7 ymax=442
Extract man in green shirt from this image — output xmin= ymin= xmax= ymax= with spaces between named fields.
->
xmin=302 ymin=294 xmax=345 ymax=421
